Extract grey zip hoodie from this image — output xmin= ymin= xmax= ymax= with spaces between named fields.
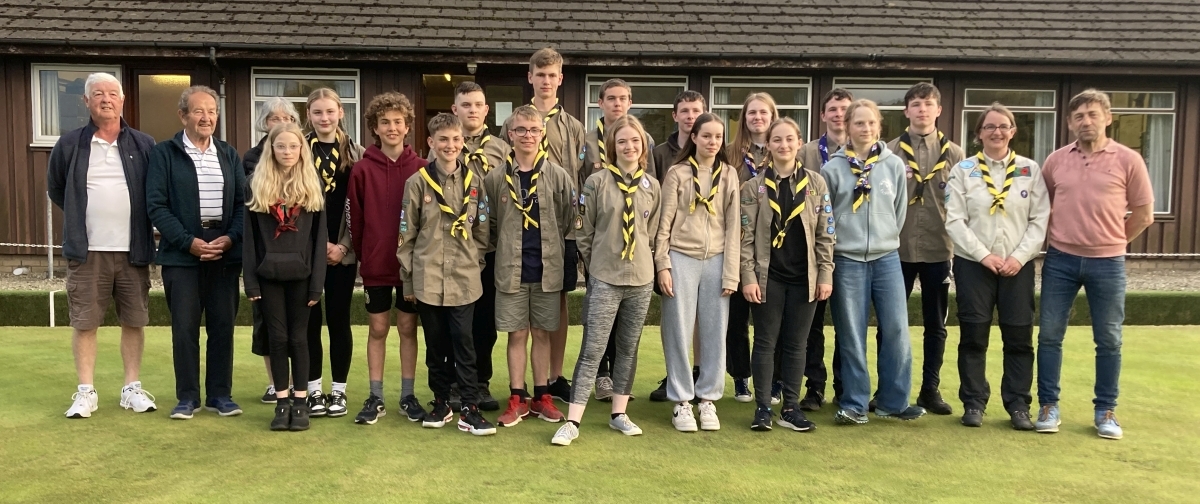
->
xmin=820 ymin=141 xmax=907 ymax=262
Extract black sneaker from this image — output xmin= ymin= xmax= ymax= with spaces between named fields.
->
xmin=548 ymin=376 xmax=571 ymax=402
xmin=751 ymin=406 xmax=773 ymax=431
xmin=778 ymin=408 xmax=816 ymax=432
xmin=877 ymin=405 xmax=927 ymax=421
xmin=769 ymin=381 xmax=783 ymax=405
xmin=261 ymin=386 xmax=277 ymax=404
xmin=307 ymin=390 xmax=328 ymax=417
xmin=868 ymin=396 xmax=878 ymax=413
xmin=457 ymin=405 xmax=497 ymax=436
xmin=289 ymin=400 xmax=310 ymax=431
xmin=834 ymin=408 xmax=869 ymax=425
xmin=962 ymin=408 xmax=984 ymax=427
xmin=799 ymin=389 xmax=824 ymax=412
xmin=270 ymin=403 xmax=290 ymax=431
xmin=354 ymin=395 xmax=386 ymax=425
xmin=400 ymin=394 xmax=427 ymax=422
xmin=917 ymin=389 xmax=953 ymax=415
xmin=649 ymin=377 xmax=669 ymax=402
xmin=477 ymin=384 xmax=500 ymax=412
xmin=326 ymin=390 xmax=348 ymax=417
xmin=733 ymin=378 xmax=752 ymax=403
xmin=423 ymin=399 xmax=453 ymax=428
xmin=448 ymin=384 xmax=462 ymax=410
xmin=1010 ymin=409 xmax=1035 ymax=431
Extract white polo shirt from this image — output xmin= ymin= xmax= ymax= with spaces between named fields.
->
xmin=85 ymin=136 xmax=131 ymax=251
xmin=182 ymin=133 xmax=225 ymax=221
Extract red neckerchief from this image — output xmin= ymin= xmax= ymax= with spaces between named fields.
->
xmin=269 ymin=199 xmax=301 ymax=239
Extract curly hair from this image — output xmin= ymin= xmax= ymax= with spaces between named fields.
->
xmin=364 ymin=91 xmax=415 ymax=145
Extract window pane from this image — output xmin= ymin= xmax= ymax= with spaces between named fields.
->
xmin=1109 ymin=113 xmax=1172 ymax=212
xmin=1109 ymin=92 xmax=1174 ymax=110
xmin=138 ymin=74 xmax=191 ymax=142
xmin=965 ymin=89 xmax=1055 ymax=108
xmin=38 ymin=69 xmax=116 ymax=137
xmin=586 ymin=107 xmax=674 ymax=147
xmin=880 ymin=110 xmax=908 ymax=142
xmin=843 ymin=87 xmax=909 ymax=108
xmin=256 ymin=78 xmax=355 ymax=99
xmin=341 ymin=103 xmax=359 ymax=143
xmin=963 ymin=111 xmax=1056 ymax=164
xmin=716 ymin=109 xmax=809 ymax=146
xmin=711 ymin=85 xmax=808 ymax=107
xmin=587 ymin=81 xmax=685 ymax=105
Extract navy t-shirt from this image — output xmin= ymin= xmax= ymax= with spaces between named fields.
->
xmin=518 ymin=169 xmax=543 ymax=283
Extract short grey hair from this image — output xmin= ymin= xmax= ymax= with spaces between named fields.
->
xmin=178 ymin=85 xmax=219 ymax=113
xmin=255 ymin=97 xmax=301 ymax=133
xmin=84 ymin=73 xmax=124 ymax=99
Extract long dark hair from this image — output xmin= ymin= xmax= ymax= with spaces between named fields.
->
xmin=672 ymin=112 xmax=730 ymax=167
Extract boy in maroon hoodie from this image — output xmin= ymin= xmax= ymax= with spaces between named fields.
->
xmin=348 ymin=91 xmax=428 ymax=425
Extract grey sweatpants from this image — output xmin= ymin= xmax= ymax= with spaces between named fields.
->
xmin=661 ymin=251 xmax=730 ymax=402
xmin=569 ymin=279 xmax=653 ymax=405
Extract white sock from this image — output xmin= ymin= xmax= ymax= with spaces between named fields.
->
xmin=308 ymin=379 xmax=322 ymax=394
xmin=123 ymin=381 xmax=141 ymax=391
xmin=78 ymin=384 xmax=94 ymax=393
xmin=332 ymin=382 xmax=347 ymax=394
xmin=266 ymin=385 xmax=277 ymax=395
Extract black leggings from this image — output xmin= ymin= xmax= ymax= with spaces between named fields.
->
xmin=750 ymin=279 xmax=818 ymax=409
xmin=261 ymin=278 xmax=312 ymax=395
xmin=307 ymin=263 xmax=358 ymax=383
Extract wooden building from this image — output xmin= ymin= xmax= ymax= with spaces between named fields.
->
xmin=2 ymin=0 xmax=1199 ymax=266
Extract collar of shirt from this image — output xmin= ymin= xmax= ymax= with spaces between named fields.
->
xmin=182 ymin=132 xmax=217 ymax=155
xmin=917 ymin=130 xmax=940 ymax=149
xmin=1068 ymin=139 xmax=1118 ymax=154
xmin=91 ymin=135 xmax=115 ymax=149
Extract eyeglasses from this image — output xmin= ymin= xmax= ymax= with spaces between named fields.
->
xmin=272 ymin=143 xmax=302 ymax=151
xmin=511 ymin=127 xmax=544 ymax=137
xmin=981 ymin=125 xmax=1014 ymax=133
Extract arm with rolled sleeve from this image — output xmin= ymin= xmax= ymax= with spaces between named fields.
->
xmin=720 ymin=172 xmax=741 ymax=291
xmin=653 ymin=168 xmax=681 ymax=273
xmin=1012 ymin=164 xmax=1050 ymax=265
xmin=944 ymin=169 xmax=991 ymax=262
xmin=145 ymin=146 xmax=194 ymax=253
xmin=739 ymin=180 xmax=759 ymax=287
xmin=397 ymin=179 xmax=421 ymax=297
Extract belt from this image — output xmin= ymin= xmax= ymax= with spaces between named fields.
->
xmin=200 ymin=220 xmax=223 ymax=229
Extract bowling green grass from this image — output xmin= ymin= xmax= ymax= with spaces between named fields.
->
xmin=1 ymin=326 xmax=1197 ymax=503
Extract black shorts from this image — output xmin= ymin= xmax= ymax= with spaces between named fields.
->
xmin=562 ymin=239 xmax=579 ymax=292
xmin=364 ymin=285 xmax=418 ymax=314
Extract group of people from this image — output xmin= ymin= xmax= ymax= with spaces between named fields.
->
xmin=48 ymin=47 xmax=1153 ymax=443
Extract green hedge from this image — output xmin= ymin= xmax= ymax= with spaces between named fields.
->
xmin=3 ymin=290 xmax=1198 ymax=327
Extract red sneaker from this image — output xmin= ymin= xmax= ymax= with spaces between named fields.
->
xmin=496 ymin=395 xmax=530 ymax=427
xmin=531 ymin=394 xmax=564 ymax=423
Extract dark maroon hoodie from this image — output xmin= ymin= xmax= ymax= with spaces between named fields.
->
xmin=348 ymin=144 xmax=426 ymax=287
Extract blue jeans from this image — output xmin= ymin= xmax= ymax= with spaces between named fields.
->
xmin=831 ymin=251 xmax=912 ymax=415
xmin=1036 ymin=247 xmax=1125 ymax=411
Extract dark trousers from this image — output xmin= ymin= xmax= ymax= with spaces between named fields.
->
xmin=306 ymin=262 xmax=358 ymax=384
xmin=884 ymin=260 xmax=950 ymax=393
xmin=750 ymin=280 xmax=818 ymax=409
xmin=418 ymin=302 xmax=479 ymax=406
xmin=260 ymin=278 xmax=312 ymax=395
xmin=954 ymin=258 xmax=1035 ymax=412
xmin=726 ymin=291 xmax=752 ymax=379
xmin=473 ymin=252 xmax=499 ymax=386
xmin=803 ymin=300 xmax=841 ymax=396
xmin=163 ymin=256 xmax=240 ymax=403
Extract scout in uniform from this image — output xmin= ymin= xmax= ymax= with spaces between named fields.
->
xmin=551 ymin=115 xmax=661 ymax=446
xmin=739 ymin=118 xmax=835 ymax=432
xmin=487 ymin=105 xmax=574 ymax=428
xmin=397 ymin=113 xmax=495 ymax=436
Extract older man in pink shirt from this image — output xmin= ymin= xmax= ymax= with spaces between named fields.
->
xmin=1034 ymin=89 xmax=1154 ymax=440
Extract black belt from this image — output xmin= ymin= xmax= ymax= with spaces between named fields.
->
xmin=200 ymin=220 xmax=223 ymax=229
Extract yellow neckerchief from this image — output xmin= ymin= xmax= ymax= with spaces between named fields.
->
xmin=418 ymin=161 xmax=474 ymax=240
xmin=687 ymin=156 xmax=722 ymax=215
xmin=504 ymin=149 xmax=546 ymax=229
xmin=844 ymin=142 xmax=881 ymax=213
xmin=898 ymin=128 xmax=951 ymax=205
xmin=764 ymin=160 xmax=809 ymax=248
xmin=606 ymin=163 xmax=645 ymax=260
xmin=975 ymin=150 xmax=1018 ymax=215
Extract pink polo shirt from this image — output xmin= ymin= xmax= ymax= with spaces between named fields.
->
xmin=1042 ymin=139 xmax=1154 ymax=258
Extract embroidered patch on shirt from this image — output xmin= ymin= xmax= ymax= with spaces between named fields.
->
xmin=1018 ymin=166 xmax=1032 ymax=177
xmin=824 ymin=205 xmax=832 ymax=213
xmin=823 ymin=194 xmax=830 ymax=202
xmin=578 ymin=204 xmax=586 ymax=216
xmin=827 ymin=216 xmax=834 ymax=224
xmin=642 ymin=178 xmax=651 ymax=188
xmin=574 ymin=216 xmax=583 ymax=229
xmin=642 ymin=210 xmax=650 ymax=219
xmin=969 ymin=169 xmax=982 ymax=178
xmin=742 ymin=196 xmax=753 ymax=205
xmin=468 ymin=215 xmax=475 ymax=224
xmin=939 ymin=181 xmax=946 ymax=189
xmin=759 ymin=185 xmax=766 ymax=194
xmin=424 ymin=194 xmax=432 ymax=203
xmin=741 ymin=214 xmax=750 ymax=227
xmin=959 ymin=160 xmax=976 ymax=169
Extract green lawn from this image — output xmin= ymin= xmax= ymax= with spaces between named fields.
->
xmin=1 ymin=325 xmax=1197 ymax=503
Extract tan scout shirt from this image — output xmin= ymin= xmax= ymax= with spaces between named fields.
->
xmin=887 ymin=132 xmax=965 ymax=263
xmin=397 ymin=160 xmax=489 ymax=306
xmin=584 ymin=122 xmax=658 ymax=180
xmin=578 ymin=167 xmax=661 ymax=287
xmin=945 ymin=153 xmax=1049 ymax=265
xmin=798 ymin=135 xmax=845 ymax=172
xmin=734 ymin=143 xmax=771 ymax=184
xmin=739 ymin=168 xmax=836 ymax=301
xmin=484 ymin=158 xmax=574 ymax=294
xmin=427 ymin=128 xmax=511 ymax=179
xmin=654 ymin=162 xmax=741 ymax=291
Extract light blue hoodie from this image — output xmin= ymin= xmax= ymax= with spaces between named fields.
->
xmin=820 ymin=141 xmax=908 ymax=262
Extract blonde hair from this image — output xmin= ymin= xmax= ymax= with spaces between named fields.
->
xmin=844 ymin=99 xmax=883 ymax=143
xmin=604 ymin=115 xmax=650 ymax=170
xmin=504 ymin=105 xmax=542 ymax=130
xmin=248 ymin=123 xmax=324 ymax=213
xmin=530 ymin=47 xmax=563 ymax=72
xmin=305 ymin=88 xmax=353 ymax=171
xmin=731 ymin=92 xmax=778 ymax=158
xmin=765 ymin=117 xmax=804 ymax=166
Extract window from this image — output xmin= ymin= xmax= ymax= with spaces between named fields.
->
xmin=585 ymin=75 xmax=688 ymax=147
xmin=710 ymin=77 xmax=811 ymax=141
xmin=1105 ymin=91 xmax=1175 ymax=214
xmin=832 ymin=77 xmax=932 ymax=142
xmin=251 ymin=68 xmax=360 ymax=144
xmin=961 ymin=89 xmax=1056 ymax=164
xmin=31 ymin=64 xmax=121 ymax=145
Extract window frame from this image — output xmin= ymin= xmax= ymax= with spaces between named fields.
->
xmin=30 ymin=63 xmax=123 ymax=147
xmin=1104 ymin=89 xmax=1177 ymax=215
xmin=831 ymin=77 xmax=932 ymax=141
xmin=249 ymin=67 xmax=361 ymax=145
xmin=583 ymin=74 xmax=689 ymax=123
xmin=709 ymin=76 xmax=813 ymax=138
xmin=960 ymin=87 xmax=1058 ymax=164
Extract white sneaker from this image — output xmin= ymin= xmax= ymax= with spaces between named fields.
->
xmin=120 ymin=383 xmax=158 ymax=413
xmin=608 ymin=414 xmax=643 ymax=436
xmin=551 ymin=422 xmax=579 ymax=446
xmin=594 ymin=376 xmax=614 ymax=401
xmin=66 ymin=390 xmax=98 ymax=418
xmin=698 ymin=401 xmax=721 ymax=431
xmin=672 ymin=402 xmax=698 ymax=432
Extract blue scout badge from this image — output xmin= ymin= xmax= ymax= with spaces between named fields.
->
xmin=826 ymin=226 xmax=835 ymax=234
xmin=969 ymin=169 xmax=982 ymax=178
xmin=959 ymin=160 xmax=975 ymax=169
xmin=827 ymin=216 xmax=834 ymax=224
xmin=824 ymin=205 xmax=832 ymax=213
xmin=478 ymin=214 xmax=486 ymax=222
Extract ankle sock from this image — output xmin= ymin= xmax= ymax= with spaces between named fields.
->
xmin=511 ymin=388 xmax=528 ymax=399
xmin=401 ymin=378 xmax=415 ymax=398
xmin=78 ymin=384 xmax=94 ymax=393
xmin=331 ymin=382 xmax=347 ymax=394
xmin=534 ymin=385 xmax=549 ymax=398
xmin=370 ymin=380 xmax=384 ymax=400
xmin=611 ymin=413 xmax=623 ymax=420
xmin=568 ymin=420 xmax=580 ymax=427
xmin=308 ymin=379 xmax=322 ymax=394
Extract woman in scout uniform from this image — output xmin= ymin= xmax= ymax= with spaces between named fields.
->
xmin=728 ymin=92 xmax=780 ymax=403
xmin=821 ymin=99 xmax=924 ymax=426
xmin=551 ymin=115 xmax=661 ymax=446
xmin=655 ymin=112 xmax=741 ymax=432
xmin=302 ymin=88 xmax=365 ymax=418
xmin=944 ymin=102 xmax=1049 ymax=431
xmin=739 ymin=118 xmax=834 ymax=432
